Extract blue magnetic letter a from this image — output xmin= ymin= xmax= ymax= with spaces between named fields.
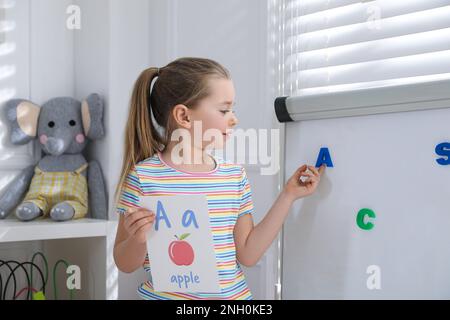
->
xmin=315 ymin=147 xmax=334 ymax=168
xmin=155 ymin=200 xmax=171 ymax=231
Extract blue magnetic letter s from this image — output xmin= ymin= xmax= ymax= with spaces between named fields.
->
xmin=436 ymin=142 xmax=450 ymax=165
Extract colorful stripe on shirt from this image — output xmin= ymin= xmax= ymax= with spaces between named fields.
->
xmin=116 ymin=152 xmax=254 ymax=300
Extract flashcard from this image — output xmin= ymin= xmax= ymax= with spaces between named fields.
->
xmin=140 ymin=194 xmax=221 ymax=293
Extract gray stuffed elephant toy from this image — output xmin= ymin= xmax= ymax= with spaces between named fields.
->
xmin=0 ymin=94 xmax=107 ymax=221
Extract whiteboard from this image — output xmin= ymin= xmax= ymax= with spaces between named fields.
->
xmin=282 ymin=107 xmax=450 ymax=299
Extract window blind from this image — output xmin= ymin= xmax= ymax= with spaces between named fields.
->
xmin=281 ymin=0 xmax=450 ymax=96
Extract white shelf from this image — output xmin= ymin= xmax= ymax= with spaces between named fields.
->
xmin=0 ymin=218 xmax=112 ymax=243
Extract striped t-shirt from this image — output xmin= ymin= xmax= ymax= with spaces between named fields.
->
xmin=116 ymin=151 xmax=254 ymax=300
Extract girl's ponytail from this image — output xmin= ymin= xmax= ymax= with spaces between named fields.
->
xmin=114 ymin=67 xmax=161 ymax=205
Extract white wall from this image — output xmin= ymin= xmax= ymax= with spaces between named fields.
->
xmin=72 ymin=0 xmax=152 ymax=299
xmin=0 ymin=0 xmax=74 ymax=178
xmin=108 ymin=0 xmax=152 ymax=300
xmin=1 ymin=0 xmax=34 ymax=187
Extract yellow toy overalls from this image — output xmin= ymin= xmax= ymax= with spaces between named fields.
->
xmin=23 ymin=163 xmax=89 ymax=219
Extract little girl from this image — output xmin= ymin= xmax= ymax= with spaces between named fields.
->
xmin=113 ymin=57 xmax=324 ymax=300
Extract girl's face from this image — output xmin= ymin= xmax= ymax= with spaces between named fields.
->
xmin=188 ymin=78 xmax=239 ymax=150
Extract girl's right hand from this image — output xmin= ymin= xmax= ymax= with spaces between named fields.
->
xmin=123 ymin=208 xmax=155 ymax=244
xmin=283 ymin=164 xmax=325 ymax=202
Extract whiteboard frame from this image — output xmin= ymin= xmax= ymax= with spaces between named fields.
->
xmin=274 ymin=78 xmax=450 ymax=122
xmin=276 ymin=79 xmax=450 ymax=299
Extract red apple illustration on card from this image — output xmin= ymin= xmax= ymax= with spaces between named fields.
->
xmin=168 ymin=233 xmax=195 ymax=266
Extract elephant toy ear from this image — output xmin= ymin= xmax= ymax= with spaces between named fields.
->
xmin=81 ymin=93 xmax=105 ymax=140
xmin=5 ymin=99 xmax=41 ymax=145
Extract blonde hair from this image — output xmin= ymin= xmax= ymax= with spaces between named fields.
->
xmin=114 ymin=57 xmax=230 ymax=206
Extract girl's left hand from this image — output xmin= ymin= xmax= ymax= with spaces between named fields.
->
xmin=283 ymin=164 xmax=325 ymax=201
